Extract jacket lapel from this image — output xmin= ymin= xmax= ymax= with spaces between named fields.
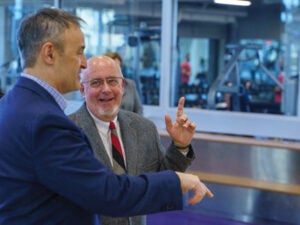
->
xmin=118 ymin=111 xmax=138 ymax=175
xmin=77 ymin=105 xmax=113 ymax=169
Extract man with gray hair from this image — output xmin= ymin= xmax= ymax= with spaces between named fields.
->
xmin=70 ymin=55 xmax=201 ymax=225
xmin=0 ymin=8 xmax=213 ymax=225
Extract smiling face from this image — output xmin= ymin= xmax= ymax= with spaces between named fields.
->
xmin=80 ymin=56 xmax=124 ymax=122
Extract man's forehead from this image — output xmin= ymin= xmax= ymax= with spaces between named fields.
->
xmin=85 ymin=66 xmax=118 ymax=78
xmin=84 ymin=56 xmax=120 ymax=77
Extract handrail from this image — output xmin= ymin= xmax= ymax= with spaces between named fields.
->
xmin=158 ymin=130 xmax=300 ymax=151
xmin=189 ymin=171 xmax=300 ymax=195
xmin=159 ymin=129 xmax=300 ymax=195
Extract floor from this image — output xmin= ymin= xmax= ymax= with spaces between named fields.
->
xmin=148 ymin=211 xmax=260 ymax=225
xmin=147 ymin=210 xmax=292 ymax=225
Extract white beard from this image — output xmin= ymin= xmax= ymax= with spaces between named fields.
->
xmin=96 ymin=105 xmax=120 ymax=118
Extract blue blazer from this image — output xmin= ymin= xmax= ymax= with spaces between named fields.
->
xmin=0 ymin=77 xmax=182 ymax=225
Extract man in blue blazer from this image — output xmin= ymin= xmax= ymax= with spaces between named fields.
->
xmin=0 ymin=8 xmax=213 ymax=225
xmin=70 ymin=55 xmax=197 ymax=225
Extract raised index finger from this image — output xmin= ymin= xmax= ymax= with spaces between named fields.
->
xmin=176 ymin=97 xmax=185 ymax=118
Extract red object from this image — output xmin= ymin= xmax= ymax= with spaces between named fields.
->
xmin=180 ymin=61 xmax=191 ymax=84
xmin=274 ymin=72 xmax=284 ymax=103
xmin=109 ymin=121 xmax=126 ymax=169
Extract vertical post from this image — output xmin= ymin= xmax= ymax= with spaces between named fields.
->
xmin=54 ymin=0 xmax=62 ymax=8
xmin=11 ymin=0 xmax=22 ymax=56
xmin=160 ymin=0 xmax=177 ymax=108
xmin=297 ymin=48 xmax=300 ymax=116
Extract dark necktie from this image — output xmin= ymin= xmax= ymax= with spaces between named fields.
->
xmin=109 ymin=121 xmax=126 ymax=170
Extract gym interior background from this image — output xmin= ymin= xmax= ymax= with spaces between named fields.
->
xmin=0 ymin=1 xmax=299 ymax=224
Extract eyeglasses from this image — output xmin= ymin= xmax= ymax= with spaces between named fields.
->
xmin=82 ymin=77 xmax=124 ymax=88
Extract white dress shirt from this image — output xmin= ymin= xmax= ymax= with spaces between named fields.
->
xmin=87 ymin=109 xmax=126 ymax=167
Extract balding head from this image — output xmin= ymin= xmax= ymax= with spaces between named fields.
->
xmin=81 ymin=55 xmax=123 ymax=82
xmin=80 ymin=55 xmax=125 ymax=122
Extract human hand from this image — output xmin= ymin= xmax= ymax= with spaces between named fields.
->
xmin=176 ymin=172 xmax=214 ymax=205
xmin=165 ymin=97 xmax=196 ymax=148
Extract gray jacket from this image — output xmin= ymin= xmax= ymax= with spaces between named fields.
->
xmin=69 ymin=104 xmax=195 ymax=225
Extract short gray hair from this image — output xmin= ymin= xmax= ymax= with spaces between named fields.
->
xmin=17 ymin=8 xmax=84 ymax=68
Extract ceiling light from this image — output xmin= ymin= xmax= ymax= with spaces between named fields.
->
xmin=214 ymin=0 xmax=251 ymax=6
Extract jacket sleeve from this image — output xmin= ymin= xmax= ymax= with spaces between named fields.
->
xmin=147 ymin=119 xmax=195 ymax=172
xmin=32 ymin=113 xmax=183 ymax=216
xmin=164 ymin=142 xmax=195 ymax=172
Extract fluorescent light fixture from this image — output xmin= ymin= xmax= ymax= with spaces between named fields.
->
xmin=214 ymin=0 xmax=251 ymax=6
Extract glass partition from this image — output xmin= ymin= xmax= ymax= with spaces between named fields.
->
xmin=0 ymin=0 xmax=53 ymax=93
xmin=174 ymin=1 xmax=295 ymax=116
xmin=1 ymin=0 xmax=300 ymax=140
xmin=62 ymin=0 xmax=162 ymax=105
xmin=0 ymin=0 xmax=296 ymax=115
xmin=177 ymin=38 xmax=209 ymax=108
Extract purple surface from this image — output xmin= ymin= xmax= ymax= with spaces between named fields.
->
xmin=147 ymin=211 xmax=260 ymax=225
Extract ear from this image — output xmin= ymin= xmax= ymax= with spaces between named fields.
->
xmin=40 ymin=42 xmax=56 ymax=65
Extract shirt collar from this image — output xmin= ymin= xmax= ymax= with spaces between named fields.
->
xmin=21 ymin=73 xmax=67 ymax=111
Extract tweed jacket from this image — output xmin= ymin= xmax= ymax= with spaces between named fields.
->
xmin=69 ymin=104 xmax=195 ymax=225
